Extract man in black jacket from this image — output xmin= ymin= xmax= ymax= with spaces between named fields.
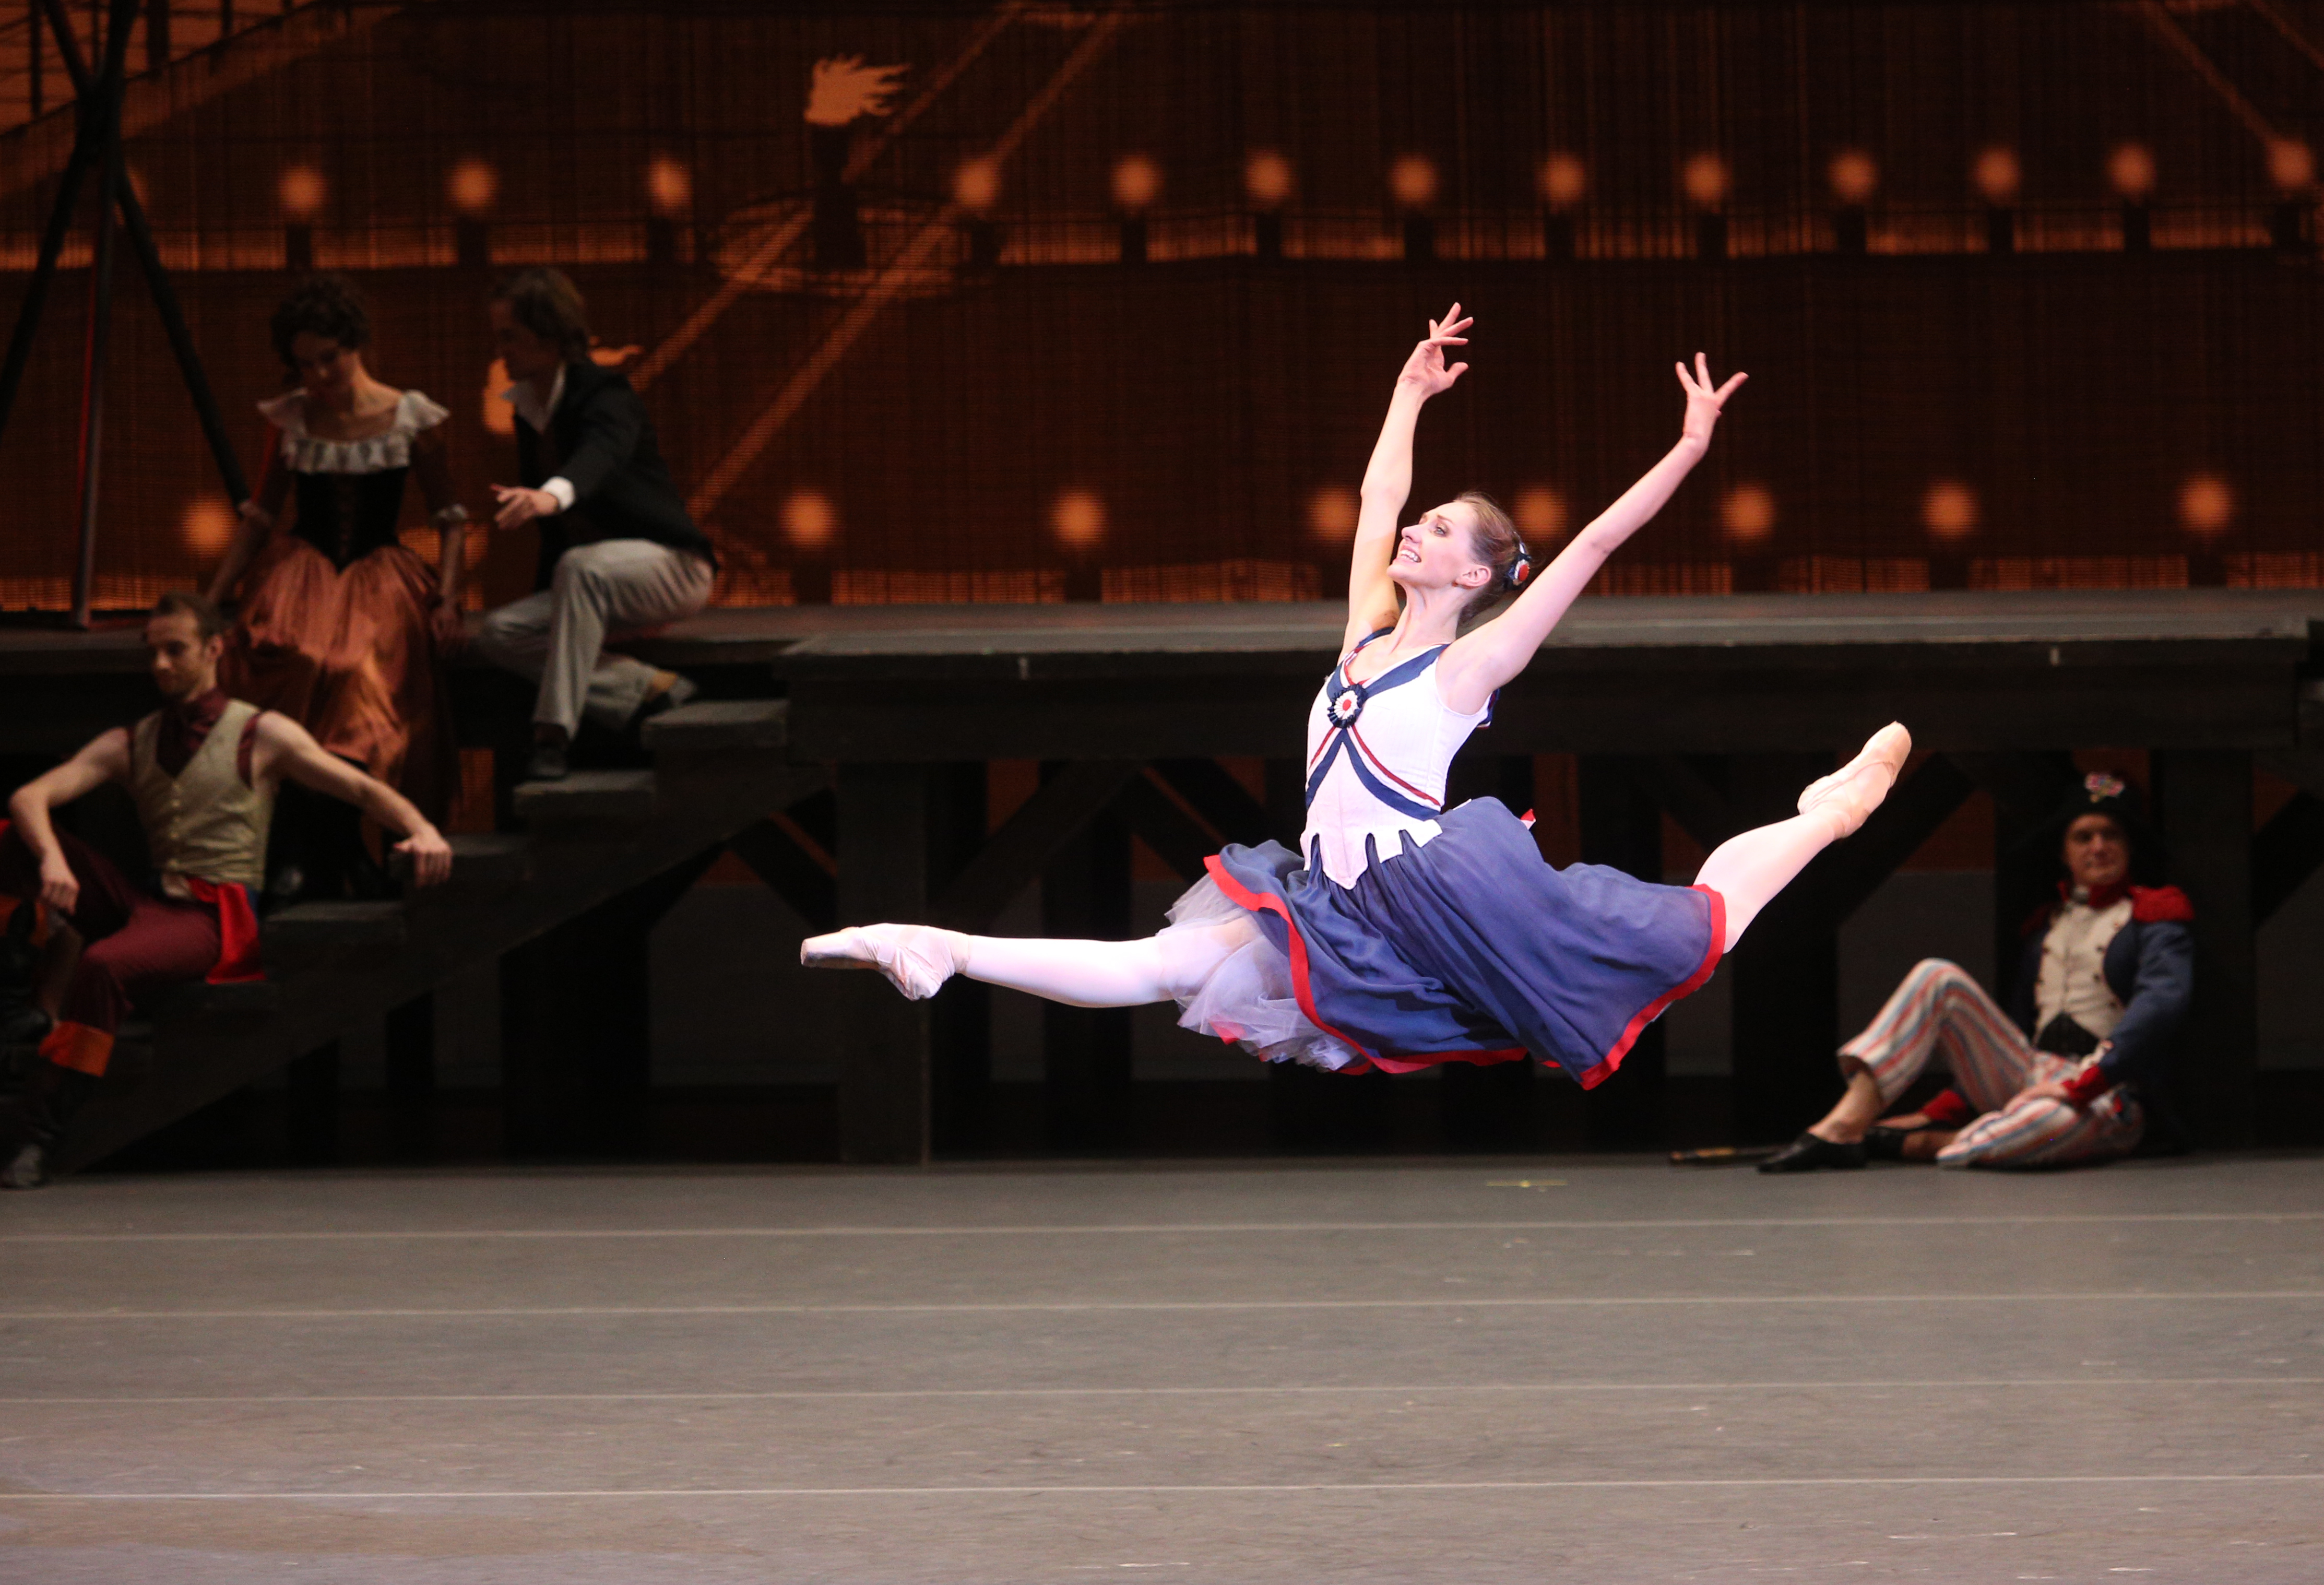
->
xmin=476 ymin=268 xmax=719 ymax=780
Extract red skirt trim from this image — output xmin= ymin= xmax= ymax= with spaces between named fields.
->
xmin=1202 ymin=857 xmax=1725 ymax=1090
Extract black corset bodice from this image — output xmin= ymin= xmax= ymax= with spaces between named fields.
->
xmin=289 ymin=465 xmax=411 ymax=571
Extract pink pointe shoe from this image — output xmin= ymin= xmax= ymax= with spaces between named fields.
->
xmin=1797 ymin=722 xmax=1912 ymax=839
xmin=799 ymin=924 xmax=964 ymax=1001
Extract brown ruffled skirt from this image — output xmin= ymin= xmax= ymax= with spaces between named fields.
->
xmin=222 ymin=536 xmax=457 ymax=822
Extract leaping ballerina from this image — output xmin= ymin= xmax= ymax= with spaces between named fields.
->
xmin=803 ymin=306 xmax=1910 ymax=1090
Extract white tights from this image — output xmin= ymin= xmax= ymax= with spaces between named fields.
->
xmin=1692 ymin=806 xmax=1853 ymax=951
xmin=947 ymin=803 xmax=1842 ymax=1009
xmin=958 ymin=918 xmax=1259 ymax=1008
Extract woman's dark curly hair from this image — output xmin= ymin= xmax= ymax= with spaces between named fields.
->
xmin=269 ymin=274 xmax=371 ymax=373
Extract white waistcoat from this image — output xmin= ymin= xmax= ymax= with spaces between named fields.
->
xmin=2035 ymin=893 xmax=2132 ymax=1040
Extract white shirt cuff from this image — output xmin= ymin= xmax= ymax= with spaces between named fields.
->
xmin=541 ymin=477 xmax=576 ymax=513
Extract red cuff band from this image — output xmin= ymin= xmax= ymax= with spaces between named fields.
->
xmin=1920 ymin=1089 xmax=1975 ymax=1128
xmin=2059 ymin=1064 xmax=2115 ymax=1106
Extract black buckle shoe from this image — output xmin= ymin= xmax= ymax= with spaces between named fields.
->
xmin=1757 ymin=1130 xmax=1870 ymax=1173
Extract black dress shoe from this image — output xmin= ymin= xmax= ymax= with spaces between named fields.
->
xmin=1862 ymin=1125 xmax=1911 ymax=1162
xmin=1757 ymin=1130 xmax=1869 ymax=1173
xmin=1 ymin=1140 xmax=47 ymax=1189
xmin=624 ymin=674 xmax=699 ymax=740
xmin=526 ymin=741 xmax=570 ymax=782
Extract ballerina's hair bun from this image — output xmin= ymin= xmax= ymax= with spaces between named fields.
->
xmin=1454 ymin=490 xmax=1524 ymax=614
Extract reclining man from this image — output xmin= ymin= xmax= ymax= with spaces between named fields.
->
xmin=0 ymin=591 xmax=453 ymax=1187
xmin=1761 ymin=772 xmax=2192 ymax=1172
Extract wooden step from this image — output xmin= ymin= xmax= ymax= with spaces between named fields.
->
xmin=513 ymin=770 xmax=657 ymax=828
xmin=643 ymin=699 xmax=790 ymax=755
xmin=263 ymin=901 xmax=408 ymax=967
xmin=440 ymin=832 xmax=533 ymax=897
xmin=150 ymin=980 xmax=280 ymax=1022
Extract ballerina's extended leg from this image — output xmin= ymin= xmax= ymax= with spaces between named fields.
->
xmin=801 ymin=918 xmax=1256 ymax=1007
xmin=1693 ymin=721 xmax=1911 ymax=950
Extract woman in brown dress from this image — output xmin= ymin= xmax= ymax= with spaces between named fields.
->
xmin=205 ymin=275 xmax=469 ymax=895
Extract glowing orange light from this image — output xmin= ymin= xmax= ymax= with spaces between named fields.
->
xmin=647 ymin=156 xmax=693 ymax=215
xmin=2269 ymin=139 xmax=2315 ymax=193
xmin=1388 ymin=154 xmax=1438 ymax=209
xmin=448 ymin=158 xmax=500 ymax=215
xmin=954 ymin=156 xmax=1001 ymax=212
xmin=1973 ymin=146 xmax=2021 ymax=205
xmin=2107 ymin=143 xmax=2156 ymax=200
xmin=1052 ymin=489 xmax=1106 ymax=550
xmin=279 ymin=164 xmax=327 ymax=220
xmin=181 ymin=500 xmax=236 ymax=558
xmin=1828 ymin=149 xmax=1878 ymax=206
xmin=1721 ymin=483 xmax=1776 ymax=546
xmin=1307 ymin=486 xmax=1358 ymax=541
xmin=1513 ymin=486 xmax=1567 ymax=541
xmin=1244 ymin=149 xmax=1294 ymax=208
xmin=782 ymin=489 xmax=838 ymax=551
xmin=1112 ymin=153 xmax=1161 ymax=212
xmin=1538 ymin=153 xmax=1586 ymax=209
xmin=2179 ymin=475 xmax=2233 ymax=537
xmin=123 ymin=165 xmax=149 ymax=207
xmin=1922 ymin=481 xmax=1978 ymax=543
xmin=481 ymin=357 xmax=516 ymax=436
xmin=1682 ymin=153 xmax=1730 ymax=208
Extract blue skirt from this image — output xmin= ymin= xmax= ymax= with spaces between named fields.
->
xmin=1196 ymin=798 xmax=1725 ymax=1087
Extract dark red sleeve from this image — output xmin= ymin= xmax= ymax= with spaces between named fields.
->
xmin=2130 ymin=885 xmax=2194 ymax=924
xmin=1920 ymin=1089 xmax=1975 ymax=1128
xmin=236 ymin=711 xmax=266 ymax=787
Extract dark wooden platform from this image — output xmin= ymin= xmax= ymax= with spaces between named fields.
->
xmin=763 ymin=589 xmax=2324 ymax=758
xmin=6 ymin=588 xmax=2320 ymax=755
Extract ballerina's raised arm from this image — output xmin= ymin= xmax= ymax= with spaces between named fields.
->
xmin=1433 ymin=352 xmax=1747 ymax=715
xmin=1342 ymin=304 xmax=1473 ymax=656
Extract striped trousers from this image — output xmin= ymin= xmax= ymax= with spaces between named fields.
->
xmin=1837 ymin=959 xmax=2143 ymax=1169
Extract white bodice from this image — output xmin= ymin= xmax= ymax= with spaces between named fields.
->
xmin=1299 ymin=631 xmax=1489 ymax=888
xmin=257 ymin=388 xmax=449 ymax=475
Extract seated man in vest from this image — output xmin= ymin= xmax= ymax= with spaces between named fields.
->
xmin=1761 ymin=772 xmax=2193 ymax=1172
xmin=0 ymin=590 xmax=452 ymax=1187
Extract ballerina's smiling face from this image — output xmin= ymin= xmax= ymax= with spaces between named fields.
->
xmin=1387 ymin=500 xmax=1495 ymax=596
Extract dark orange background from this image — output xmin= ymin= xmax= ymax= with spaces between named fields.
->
xmin=2 ymin=1 xmax=2318 ymax=611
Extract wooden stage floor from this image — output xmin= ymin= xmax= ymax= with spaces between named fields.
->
xmin=1 ymin=1154 xmax=2319 ymax=1581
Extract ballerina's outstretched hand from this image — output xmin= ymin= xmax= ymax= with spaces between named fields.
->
xmin=1433 ymin=350 xmax=1748 ymax=713
xmin=1676 ymin=350 xmax=1748 ymax=448
xmin=1394 ymin=304 xmax=1473 ymax=399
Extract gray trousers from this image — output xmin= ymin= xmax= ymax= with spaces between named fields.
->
xmin=475 ymin=539 xmax=715 ymax=736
